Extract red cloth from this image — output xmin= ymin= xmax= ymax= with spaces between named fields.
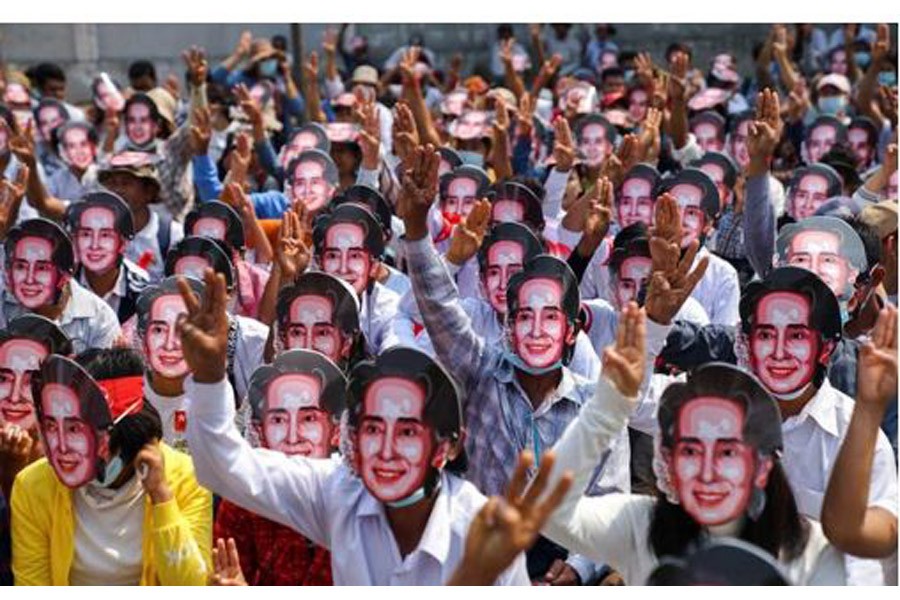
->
xmin=214 ymin=499 xmax=333 ymax=586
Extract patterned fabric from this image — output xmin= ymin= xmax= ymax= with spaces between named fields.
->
xmin=404 ymin=236 xmax=631 ymax=498
xmin=712 ymin=208 xmax=746 ymax=259
xmin=214 ymin=500 xmax=333 ymax=586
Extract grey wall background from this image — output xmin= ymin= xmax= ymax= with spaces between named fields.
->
xmin=0 ymin=23 xmax=863 ymax=102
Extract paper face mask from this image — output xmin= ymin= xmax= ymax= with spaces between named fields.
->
xmin=614 ymin=256 xmax=652 ymax=309
xmin=285 ymin=294 xmax=344 ymax=361
xmin=40 ymin=383 xmax=102 ymax=488
xmin=262 ymin=373 xmax=332 ymax=457
xmin=484 ymin=240 xmax=525 ymax=314
xmin=847 ymin=128 xmax=874 ymax=168
xmin=698 ymin=163 xmax=730 ymax=210
xmin=748 ymin=291 xmax=820 ymax=396
xmin=807 ymin=125 xmax=837 ymax=164
xmin=671 ymin=183 xmax=706 ymax=247
xmin=0 ymin=338 xmax=48 ymax=430
xmin=125 ymin=102 xmax=157 ymax=146
xmin=693 ymin=122 xmax=724 ymax=154
xmin=290 ymin=159 xmax=333 ymax=213
xmin=671 ymin=396 xmax=756 ymax=526
xmin=791 ymin=174 xmax=830 ymax=220
xmin=60 ymin=127 xmax=95 ymax=170
xmin=144 ymin=294 xmax=189 ymax=379
xmin=359 ymin=377 xmax=433 ymax=503
xmin=9 ymin=236 xmax=60 ymax=309
xmin=173 ymin=255 xmax=212 ymax=282
xmin=578 ymin=122 xmax=613 ymax=167
xmin=511 ymin=277 xmax=568 ymax=369
xmin=492 ymin=199 xmax=525 ymax=225
xmin=782 ymin=229 xmax=857 ymax=302
xmin=75 ymin=206 xmax=121 ymax=275
xmin=618 ymin=177 xmax=654 ymax=228
xmin=729 ymin=120 xmax=751 ymax=169
xmin=36 ymin=105 xmax=66 ymax=143
xmin=441 ymin=177 xmax=479 ymax=221
xmin=191 ymin=217 xmax=228 ymax=242
xmin=281 ymin=131 xmax=321 ymax=168
xmin=321 ymin=222 xmax=371 ymax=295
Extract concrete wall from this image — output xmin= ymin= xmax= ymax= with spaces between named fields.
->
xmin=0 ymin=23 xmax=859 ymax=103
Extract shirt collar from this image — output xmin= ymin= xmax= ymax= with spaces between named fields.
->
xmin=356 ymin=472 xmax=452 ymax=564
xmin=498 ymin=362 xmax=585 ymax=415
xmin=784 ymin=380 xmax=840 ymax=438
xmin=60 ymin=279 xmax=100 ymax=323
xmin=78 ymin=264 xmax=128 ymax=301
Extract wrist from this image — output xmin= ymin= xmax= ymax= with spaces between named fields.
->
xmin=194 ymin=367 xmax=227 ymax=384
xmin=149 ymin=485 xmax=173 ymax=505
xmin=450 ymin=559 xmax=498 ymax=586
xmin=747 ymin=156 xmax=769 ymax=178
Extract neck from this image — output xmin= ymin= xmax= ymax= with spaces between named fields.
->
xmin=132 ymin=206 xmax=151 ymax=232
xmin=374 ymin=262 xmax=390 ymax=284
xmin=33 ymin=284 xmax=69 ymax=321
xmin=150 ymin=372 xmax=185 ymax=398
xmin=777 ymin=382 xmax=819 ymax=419
xmin=84 ymin=264 xmax=120 ymax=297
xmin=515 ymin=367 xmax=562 ymax=410
xmin=70 ymin=164 xmax=87 ymax=179
xmin=707 ymin=515 xmax=746 ymax=538
xmin=384 ymin=491 xmax=438 ymax=558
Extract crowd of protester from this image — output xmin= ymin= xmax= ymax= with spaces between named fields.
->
xmin=0 ymin=21 xmax=897 ymax=586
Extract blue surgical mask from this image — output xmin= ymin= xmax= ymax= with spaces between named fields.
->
xmin=878 ymin=71 xmax=897 ymax=87
xmin=94 ymin=454 xmax=125 ymax=488
xmin=854 ymin=52 xmax=871 ymax=70
xmin=502 ymin=348 xmax=563 ymax=376
xmin=259 ymin=59 xmax=279 ymax=78
xmin=457 ymin=150 xmax=484 ymax=168
xmin=817 ymin=96 xmax=846 ymax=115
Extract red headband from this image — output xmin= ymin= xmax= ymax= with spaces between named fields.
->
xmin=97 ymin=376 xmax=145 ymax=421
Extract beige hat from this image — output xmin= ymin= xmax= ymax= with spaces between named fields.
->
xmin=817 ymin=73 xmax=851 ymax=95
xmin=351 ymin=65 xmax=379 ymax=87
xmin=860 ymin=200 xmax=898 ymax=240
xmin=146 ymin=87 xmax=178 ymax=132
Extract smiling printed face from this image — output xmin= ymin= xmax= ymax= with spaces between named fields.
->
xmin=484 ymin=240 xmax=525 ymax=315
xmin=671 ymin=396 xmax=757 ymax=526
xmin=847 ymin=127 xmax=874 ymax=168
xmin=8 ymin=237 xmax=60 ymax=309
xmin=0 ymin=338 xmax=48 ymax=430
xmin=791 ymin=174 xmax=831 ymax=220
xmin=670 ymin=183 xmax=706 ymax=248
xmin=75 ymin=206 xmax=122 ymax=275
xmin=37 ymin=105 xmax=66 ymax=142
xmin=358 ymin=377 xmax=433 ymax=503
xmin=784 ymin=230 xmax=856 ymax=301
xmin=749 ymin=291 xmax=820 ymax=396
xmin=284 ymin=294 xmax=345 ymax=361
xmin=144 ymin=294 xmax=188 ymax=379
xmin=441 ymin=177 xmax=479 ymax=222
xmin=617 ymin=177 xmax=654 ymax=228
xmin=60 ymin=127 xmax=96 ymax=170
xmin=807 ymin=125 xmax=837 ymax=164
xmin=729 ymin=120 xmax=751 ymax=169
xmin=321 ymin=223 xmax=371 ymax=295
xmin=291 ymin=159 xmax=334 ymax=213
xmin=40 ymin=383 xmax=98 ymax=488
xmin=693 ymin=122 xmax=724 ymax=153
xmin=698 ymin=162 xmax=730 ymax=211
xmin=262 ymin=373 xmax=333 ymax=457
xmin=578 ymin=123 xmax=612 ymax=167
xmin=510 ymin=277 xmax=569 ymax=369
xmin=125 ymin=102 xmax=157 ymax=146
xmin=613 ymin=256 xmax=652 ymax=309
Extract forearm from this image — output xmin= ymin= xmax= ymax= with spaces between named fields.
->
xmin=542 ymin=168 xmax=570 ymax=219
xmin=668 ymin=98 xmax=688 ymax=150
xmin=152 ymin=497 xmax=211 ymax=585
xmin=256 ymin=264 xmax=283 ymax=327
xmin=823 ymin=403 xmax=899 ymax=558
xmin=773 ymin=49 xmax=799 ymax=92
xmin=304 ymin=79 xmax=326 ymax=123
xmin=503 ymin=62 xmax=526 ymax=101
xmin=404 ymin=81 xmax=442 ymax=147
xmin=744 ymin=171 xmax=776 ymax=279
xmin=244 ymin=217 xmax=273 ymax=264
xmin=25 ymin=167 xmax=67 ymax=221
xmin=191 ymin=154 xmax=224 ymax=202
xmin=491 ymin=133 xmax=513 ymax=180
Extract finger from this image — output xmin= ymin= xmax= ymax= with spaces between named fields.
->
xmin=226 ymin=538 xmax=240 ymax=569
xmin=684 ymin=255 xmax=710 ymax=294
xmin=676 ymin=239 xmax=701 ymax=281
xmin=176 ymin=276 xmax=202 ymax=316
xmin=506 ymin=450 xmax=534 ymax=504
xmin=521 ymin=450 xmax=556 ymax=508
xmin=537 ymin=470 xmax=574 ymax=524
xmin=545 ymin=559 xmax=565 ymax=581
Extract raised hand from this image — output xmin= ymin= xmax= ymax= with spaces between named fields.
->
xmin=617 ymin=133 xmax=641 ymax=173
xmin=448 ymin=450 xmax=573 ymax=586
xmin=785 ymin=81 xmax=811 ymax=123
xmin=583 ymin=176 xmax=613 ymax=244
xmin=447 ymin=198 xmax=491 ymax=266
xmin=400 ymin=45 xmax=422 ymax=87
xmin=747 ymin=88 xmax=783 ymax=175
xmin=322 ymin=27 xmax=338 ymax=55
xmin=226 ymin=132 xmax=252 ymax=187
xmin=771 ymin=24 xmax=789 ymax=56
xmin=634 ymin=52 xmax=655 ymax=86
xmin=355 ymin=98 xmax=381 ymax=170
xmin=392 ymin=101 xmax=420 ymax=167
xmin=539 ymin=54 xmax=563 ymax=81
xmin=163 ymin=74 xmax=182 ymax=101
xmin=0 ymin=163 xmax=28 ymax=239
xmin=638 ymin=106 xmax=662 ymax=164
xmin=552 ymin=117 xmax=575 ymax=172
xmin=397 ymin=144 xmax=440 ymax=241
xmin=135 ymin=441 xmax=172 ymax=504
xmin=182 ymin=46 xmax=208 ymax=87
xmin=602 ymin=301 xmax=647 ymax=398
xmin=234 ymin=30 xmax=252 ymax=59
xmin=303 ymin=51 xmax=320 ymax=82
xmin=6 ymin=119 xmax=36 ymax=168
xmin=516 ymin=92 xmax=534 ymax=139
xmin=189 ymin=106 xmax=212 ymax=156
xmin=499 ymin=37 xmax=515 ymax=67
xmin=857 ymin=305 xmax=898 ymax=410
xmin=234 ymin=83 xmax=263 ymax=127
xmin=275 ymin=205 xmax=311 ymax=282
xmin=176 ymin=269 xmax=230 ymax=384
xmin=493 ymin=96 xmax=510 ymax=138
xmin=668 ymin=51 xmax=689 ymax=103
xmin=646 ymin=194 xmax=709 ymax=325
xmin=0 ymin=422 xmax=36 ymax=474
xmin=209 ymin=538 xmax=248 ymax=586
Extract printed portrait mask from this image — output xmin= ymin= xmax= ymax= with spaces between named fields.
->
xmin=509 ymin=277 xmax=571 ymax=371
xmin=125 ymin=102 xmax=157 ymax=147
xmin=613 ymin=256 xmax=653 ymax=309
xmin=578 ymin=122 xmax=613 ymax=167
xmin=806 ymin=124 xmax=838 ymax=164
xmin=143 ymin=294 xmax=189 ymax=380
xmin=75 ymin=206 xmax=123 ymax=275
xmin=321 ymin=222 xmax=373 ymax=295
xmin=484 ymin=240 xmax=525 ymax=315
xmin=0 ymin=338 xmax=48 ymax=430
xmin=7 ymin=236 xmax=62 ymax=309
xmin=60 ymin=126 xmax=96 ymax=171
xmin=618 ymin=176 xmax=655 ymax=228
xmin=284 ymin=294 xmax=347 ymax=361
xmin=290 ymin=159 xmax=336 ymax=213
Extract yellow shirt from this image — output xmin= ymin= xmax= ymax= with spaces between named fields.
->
xmin=11 ymin=443 xmax=212 ymax=586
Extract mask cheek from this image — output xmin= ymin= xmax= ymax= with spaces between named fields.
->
xmin=300 ymin=422 xmax=324 ymax=445
xmin=68 ymin=434 xmax=90 ymax=456
xmin=396 ymin=438 xmax=425 ymax=465
xmin=360 ymin=435 xmax=380 ymax=459
xmin=543 ymin=320 xmax=562 ymax=340
xmin=265 ymin=422 xmax=288 ymax=446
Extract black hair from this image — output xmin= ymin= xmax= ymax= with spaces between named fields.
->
xmin=123 ymin=94 xmax=162 ymax=127
xmin=844 ymin=216 xmax=882 ymax=273
xmin=497 ymin=24 xmax=514 ymax=40
xmin=477 ymin=222 xmax=544 ymax=275
xmin=76 ymin=348 xmax=163 ymax=466
xmin=601 ymin=67 xmax=625 ymax=82
xmin=27 ymin=62 xmax=66 ymax=90
xmin=52 ymin=121 xmax=99 ymax=150
xmin=4 ymin=218 xmax=75 ymax=275
xmin=271 ymin=35 xmax=288 ymax=50
xmin=848 ymin=116 xmax=879 ymax=148
xmin=128 ymin=60 xmax=157 ymax=84
xmin=2 ymin=314 xmax=73 ymax=355
xmin=0 ymin=105 xmax=18 ymax=135
xmin=665 ymin=42 xmax=693 ymax=61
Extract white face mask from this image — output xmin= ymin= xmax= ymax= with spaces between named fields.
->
xmin=389 ymin=84 xmax=403 ymax=99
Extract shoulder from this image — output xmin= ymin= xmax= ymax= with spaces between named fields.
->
xmin=234 ymin=314 xmax=270 ymax=339
xmin=443 ymin=474 xmax=488 ymax=534
xmin=13 ymin=459 xmax=60 ymax=507
xmin=69 ymin=279 xmax=118 ymax=319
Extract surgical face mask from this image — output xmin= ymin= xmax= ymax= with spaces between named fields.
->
xmin=389 ymin=84 xmax=403 ymax=99
xmin=502 ymin=347 xmax=563 ymax=375
xmin=457 ymin=150 xmax=484 ymax=168
xmin=854 ymin=52 xmax=871 ymax=70
xmin=94 ymin=453 xmax=125 ymax=488
xmin=878 ymin=71 xmax=897 ymax=87
xmin=259 ymin=59 xmax=279 ymax=78
xmin=817 ymin=95 xmax=847 ymax=116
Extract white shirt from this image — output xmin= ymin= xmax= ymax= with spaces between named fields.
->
xmin=0 ymin=278 xmax=121 ymax=354
xmin=47 ymin=164 xmax=99 ymax=202
xmin=77 ymin=257 xmax=148 ymax=317
xmin=230 ymin=314 xmax=269 ymax=402
xmin=184 ymin=377 xmax=530 ymax=585
xmin=143 ymin=373 xmax=190 ymax=454
xmin=126 ymin=208 xmax=185 ymax=283
xmin=540 ymin=376 xmax=847 ymax=585
xmin=70 ymin=476 xmax=145 ymax=586
xmin=359 ymin=282 xmax=403 ymax=356
xmin=689 ymin=247 xmax=741 ymax=326
xmin=781 ymin=380 xmax=899 ymax=585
